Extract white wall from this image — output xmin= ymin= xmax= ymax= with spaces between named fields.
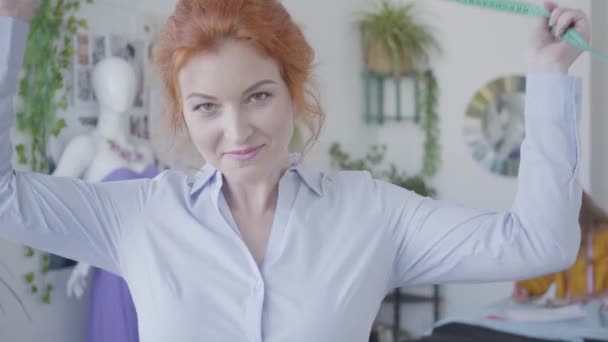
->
xmin=590 ymin=1 xmax=608 ymax=207
xmin=0 ymin=0 xmax=596 ymax=340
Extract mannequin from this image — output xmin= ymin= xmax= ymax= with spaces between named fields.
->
xmin=55 ymin=57 xmax=156 ymax=342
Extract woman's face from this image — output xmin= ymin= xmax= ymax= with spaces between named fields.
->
xmin=179 ymin=39 xmax=294 ymax=184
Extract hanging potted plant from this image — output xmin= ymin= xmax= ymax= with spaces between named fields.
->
xmin=358 ymin=0 xmax=441 ymax=75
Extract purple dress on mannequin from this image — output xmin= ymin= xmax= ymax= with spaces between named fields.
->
xmin=87 ymin=164 xmax=159 ymax=342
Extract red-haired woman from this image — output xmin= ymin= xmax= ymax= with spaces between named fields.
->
xmin=0 ymin=1 xmax=590 ymax=340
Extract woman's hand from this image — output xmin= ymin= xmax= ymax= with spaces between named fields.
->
xmin=529 ymin=2 xmax=590 ymax=74
xmin=67 ymin=262 xmax=92 ymax=299
xmin=0 ymin=0 xmax=40 ymax=22
xmin=512 ymin=284 xmax=532 ymax=303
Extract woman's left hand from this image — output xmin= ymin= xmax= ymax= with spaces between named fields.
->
xmin=529 ymin=1 xmax=590 ymax=74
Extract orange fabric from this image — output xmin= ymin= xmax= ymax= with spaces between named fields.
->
xmin=517 ymin=227 xmax=608 ymax=299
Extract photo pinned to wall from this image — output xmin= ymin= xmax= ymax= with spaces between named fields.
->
xmin=74 ymin=34 xmax=94 ymax=107
xmin=130 ymin=114 xmax=150 ymax=140
xmin=92 ymin=35 xmax=106 ymax=65
xmin=139 ymin=13 xmax=165 ymax=72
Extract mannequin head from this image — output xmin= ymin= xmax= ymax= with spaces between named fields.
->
xmin=92 ymin=57 xmax=137 ymax=114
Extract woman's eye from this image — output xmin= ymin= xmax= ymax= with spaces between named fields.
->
xmin=250 ymin=92 xmax=271 ymax=103
xmin=194 ymin=103 xmax=216 ymax=112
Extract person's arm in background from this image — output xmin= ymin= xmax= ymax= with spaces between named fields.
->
xmin=0 ymin=2 xmax=153 ymax=276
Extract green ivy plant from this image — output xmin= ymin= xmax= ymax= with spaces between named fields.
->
xmin=418 ymin=69 xmax=439 ymax=178
xmin=329 ymin=143 xmax=436 ymax=198
xmin=16 ymin=0 xmax=93 ymax=304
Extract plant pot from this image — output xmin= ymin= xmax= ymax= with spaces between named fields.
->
xmin=365 ymin=40 xmax=413 ymax=75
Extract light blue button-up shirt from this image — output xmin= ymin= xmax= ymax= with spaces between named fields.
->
xmin=0 ymin=16 xmax=582 ymax=342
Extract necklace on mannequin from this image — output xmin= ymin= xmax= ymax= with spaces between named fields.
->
xmin=107 ymin=139 xmax=144 ymax=163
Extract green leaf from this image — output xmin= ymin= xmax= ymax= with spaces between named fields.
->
xmin=40 ymin=161 xmax=49 ymax=173
xmin=31 ymin=285 xmax=38 ymax=294
xmin=15 ymin=144 xmax=27 ymax=165
xmin=15 ymin=112 xmax=26 ymax=131
xmin=51 ymin=118 xmax=67 ymax=136
xmin=24 ymin=272 xmax=35 ymax=283
xmin=25 ymin=247 xmax=35 ymax=257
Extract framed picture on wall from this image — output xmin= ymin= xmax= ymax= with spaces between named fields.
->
xmin=130 ymin=113 xmax=150 ymax=140
xmin=463 ymin=75 xmax=526 ymax=177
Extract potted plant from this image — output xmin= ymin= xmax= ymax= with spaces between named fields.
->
xmin=358 ymin=0 xmax=441 ymax=75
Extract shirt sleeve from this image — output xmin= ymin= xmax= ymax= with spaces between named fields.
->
xmin=386 ymin=72 xmax=582 ymax=288
xmin=0 ymin=16 xmax=153 ymax=275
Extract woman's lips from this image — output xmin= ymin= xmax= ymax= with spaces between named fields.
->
xmin=224 ymin=144 xmax=265 ymax=161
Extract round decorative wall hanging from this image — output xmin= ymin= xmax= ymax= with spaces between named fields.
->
xmin=463 ymin=75 xmax=525 ymax=177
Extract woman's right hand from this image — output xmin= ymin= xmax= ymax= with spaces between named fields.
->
xmin=0 ymin=0 xmax=40 ymax=22
xmin=67 ymin=262 xmax=92 ymax=299
xmin=512 ymin=284 xmax=532 ymax=303
xmin=529 ymin=2 xmax=590 ymax=74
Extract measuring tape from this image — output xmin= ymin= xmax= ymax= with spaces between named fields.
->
xmin=450 ymin=0 xmax=608 ymax=64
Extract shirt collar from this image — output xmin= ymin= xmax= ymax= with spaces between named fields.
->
xmin=189 ymin=153 xmax=323 ymax=196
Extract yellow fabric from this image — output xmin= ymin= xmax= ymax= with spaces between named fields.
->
xmin=517 ymin=227 xmax=608 ymax=299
